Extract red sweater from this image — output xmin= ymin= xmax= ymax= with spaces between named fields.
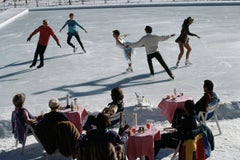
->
xmin=29 ymin=25 xmax=59 ymax=46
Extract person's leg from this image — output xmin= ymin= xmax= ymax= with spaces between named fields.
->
xmin=176 ymin=43 xmax=184 ymax=66
xmin=126 ymin=49 xmax=133 ymax=72
xmin=75 ymin=34 xmax=85 ymax=52
xmin=30 ymin=44 xmax=41 ymax=67
xmin=37 ymin=45 xmax=47 ymax=68
xmin=147 ymin=53 xmax=154 ymax=75
xmin=67 ymin=35 xmax=75 ymax=49
xmin=155 ymin=52 xmax=174 ymax=79
xmin=184 ymin=43 xmax=192 ymax=65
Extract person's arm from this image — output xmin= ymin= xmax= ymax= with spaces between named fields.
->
xmin=50 ymin=28 xmax=61 ymax=48
xmin=75 ymin=21 xmax=88 ymax=33
xmin=23 ymin=110 xmax=37 ymax=124
xmin=27 ymin=26 xmax=41 ymax=41
xmin=157 ymin=34 xmax=176 ymax=41
xmin=186 ymin=27 xmax=200 ymax=38
xmin=116 ymin=37 xmax=126 ymax=48
xmin=59 ymin=21 xmax=68 ymax=32
xmin=128 ymin=37 xmax=145 ymax=48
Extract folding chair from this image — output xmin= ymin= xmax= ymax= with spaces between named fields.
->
xmin=109 ymin=112 xmax=124 ymax=128
xmin=198 ymin=100 xmax=222 ymax=135
xmin=163 ymin=128 xmax=182 ymax=160
xmin=15 ymin=123 xmax=40 ymax=154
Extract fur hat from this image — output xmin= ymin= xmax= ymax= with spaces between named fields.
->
xmin=12 ymin=93 xmax=26 ymax=107
xmin=49 ymin=98 xmax=60 ymax=109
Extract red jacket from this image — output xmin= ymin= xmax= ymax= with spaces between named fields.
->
xmin=29 ymin=25 xmax=59 ymax=46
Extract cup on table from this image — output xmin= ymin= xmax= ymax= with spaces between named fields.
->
xmin=130 ymin=127 xmax=136 ymax=135
xmin=146 ymin=119 xmax=154 ymax=130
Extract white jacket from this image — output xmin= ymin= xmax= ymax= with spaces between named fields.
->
xmin=129 ymin=33 xmax=171 ymax=55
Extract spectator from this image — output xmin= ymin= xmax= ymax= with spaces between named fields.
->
xmin=11 ymin=93 xmax=40 ymax=143
xmin=195 ymin=80 xmax=218 ymax=114
xmin=40 ymin=98 xmax=69 ymax=125
xmin=154 ymin=100 xmax=199 ymax=155
xmin=102 ymin=87 xmax=124 ymax=126
xmin=79 ymin=113 xmax=125 ymax=160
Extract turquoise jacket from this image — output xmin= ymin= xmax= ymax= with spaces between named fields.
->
xmin=61 ymin=19 xmax=85 ymax=36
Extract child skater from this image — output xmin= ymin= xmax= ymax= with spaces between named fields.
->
xmin=112 ymin=30 xmax=134 ymax=72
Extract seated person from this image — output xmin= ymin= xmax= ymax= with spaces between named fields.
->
xmin=154 ymin=100 xmax=200 ymax=156
xmin=11 ymin=93 xmax=41 ymax=143
xmin=102 ymin=87 xmax=124 ymax=126
xmin=35 ymin=98 xmax=79 ymax=157
xmin=79 ymin=113 xmax=125 ymax=160
xmin=83 ymin=87 xmax=124 ymax=130
xmin=40 ymin=98 xmax=69 ymax=125
xmin=195 ymin=80 xmax=218 ymax=114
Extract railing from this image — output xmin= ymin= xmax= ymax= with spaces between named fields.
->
xmin=1 ymin=0 xmax=240 ymax=9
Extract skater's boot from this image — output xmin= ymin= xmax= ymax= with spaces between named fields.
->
xmin=185 ymin=59 xmax=192 ymax=66
xmin=176 ymin=60 xmax=180 ymax=67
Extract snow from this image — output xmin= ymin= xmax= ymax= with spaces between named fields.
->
xmin=0 ymin=2 xmax=240 ymax=160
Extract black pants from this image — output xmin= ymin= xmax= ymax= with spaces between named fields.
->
xmin=31 ymin=43 xmax=47 ymax=66
xmin=67 ymin=34 xmax=84 ymax=50
xmin=147 ymin=52 xmax=173 ymax=77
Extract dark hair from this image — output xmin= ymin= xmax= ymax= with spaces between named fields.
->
xmin=69 ymin=13 xmax=74 ymax=17
xmin=144 ymin=25 xmax=152 ymax=33
xmin=204 ymin=80 xmax=214 ymax=92
xmin=95 ymin=113 xmax=111 ymax=130
xmin=185 ymin=100 xmax=195 ymax=115
xmin=113 ymin=30 xmax=120 ymax=36
xmin=111 ymin=87 xmax=124 ymax=102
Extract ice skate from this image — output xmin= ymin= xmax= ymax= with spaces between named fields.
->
xmin=176 ymin=61 xmax=180 ymax=68
xmin=185 ymin=60 xmax=192 ymax=66
xmin=126 ymin=67 xmax=133 ymax=72
xmin=73 ymin=47 xmax=78 ymax=53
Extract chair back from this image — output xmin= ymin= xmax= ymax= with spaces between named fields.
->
xmin=110 ymin=112 xmax=123 ymax=127
xmin=198 ymin=99 xmax=221 ymax=135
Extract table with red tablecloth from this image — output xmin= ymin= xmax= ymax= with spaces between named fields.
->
xmin=127 ymin=126 xmax=161 ymax=160
xmin=158 ymin=95 xmax=193 ymax=123
xmin=61 ymin=107 xmax=88 ymax=134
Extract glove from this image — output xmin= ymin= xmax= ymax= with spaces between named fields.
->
xmin=27 ymin=37 xmax=31 ymax=41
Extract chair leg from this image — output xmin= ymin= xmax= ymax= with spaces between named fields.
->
xmin=214 ymin=115 xmax=222 ymax=135
xmin=171 ymin=140 xmax=181 ymax=160
xmin=15 ymin=139 xmax=19 ymax=147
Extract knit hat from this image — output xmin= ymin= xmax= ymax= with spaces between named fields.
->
xmin=49 ymin=98 xmax=60 ymax=109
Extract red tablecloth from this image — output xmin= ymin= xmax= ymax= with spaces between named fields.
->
xmin=127 ymin=126 xmax=161 ymax=160
xmin=61 ymin=107 xmax=88 ymax=134
xmin=158 ymin=95 xmax=193 ymax=123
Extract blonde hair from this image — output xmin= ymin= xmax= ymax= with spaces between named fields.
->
xmin=12 ymin=93 xmax=26 ymax=107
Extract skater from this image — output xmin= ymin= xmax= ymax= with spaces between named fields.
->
xmin=59 ymin=13 xmax=88 ymax=53
xmin=112 ymin=30 xmax=134 ymax=72
xmin=27 ymin=19 xmax=61 ymax=69
xmin=128 ymin=25 xmax=175 ymax=79
xmin=175 ymin=17 xmax=200 ymax=67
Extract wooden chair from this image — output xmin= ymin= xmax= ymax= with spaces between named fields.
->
xmin=198 ymin=100 xmax=222 ymax=135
